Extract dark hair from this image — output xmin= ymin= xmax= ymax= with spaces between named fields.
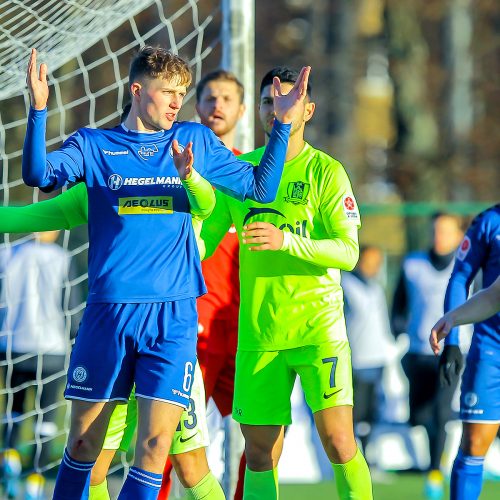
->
xmin=431 ymin=212 xmax=462 ymax=227
xmin=196 ymin=69 xmax=244 ymax=103
xmin=359 ymin=244 xmax=382 ymax=256
xmin=259 ymin=66 xmax=311 ymax=98
xmin=121 ymin=102 xmax=131 ymax=122
xmin=129 ymin=46 xmax=191 ymax=87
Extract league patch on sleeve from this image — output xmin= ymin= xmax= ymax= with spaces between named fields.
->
xmin=456 ymin=235 xmax=471 ymax=261
xmin=342 ymin=194 xmax=360 ymax=221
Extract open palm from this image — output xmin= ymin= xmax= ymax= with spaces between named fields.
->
xmin=273 ymin=66 xmax=311 ymax=124
xmin=26 ymin=48 xmax=49 ymax=110
xmin=172 ymin=140 xmax=194 ymax=180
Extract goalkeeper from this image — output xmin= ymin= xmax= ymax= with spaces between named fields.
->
xmin=199 ymin=67 xmax=373 ymax=499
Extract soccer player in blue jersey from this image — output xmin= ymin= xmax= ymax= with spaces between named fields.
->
xmin=434 ymin=204 xmax=500 ymax=500
xmin=23 ymin=46 xmax=310 ymax=500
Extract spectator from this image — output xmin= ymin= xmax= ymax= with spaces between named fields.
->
xmin=0 ymin=231 xmax=79 ymax=496
xmin=343 ymin=245 xmax=395 ymax=460
xmin=391 ymin=213 xmax=465 ymax=499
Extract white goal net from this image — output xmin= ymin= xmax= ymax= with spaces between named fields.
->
xmin=0 ymin=0 xmax=247 ymax=496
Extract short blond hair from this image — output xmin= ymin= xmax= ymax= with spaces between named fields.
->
xmin=129 ymin=46 xmax=192 ymax=87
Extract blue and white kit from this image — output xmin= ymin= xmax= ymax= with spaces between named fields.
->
xmin=444 ymin=205 xmax=500 ymax=422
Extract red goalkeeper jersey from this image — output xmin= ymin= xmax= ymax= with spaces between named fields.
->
xmin=197 ymin=229 xmax=240 ymax=319
xmin=197 ymin=148 xmax=241 ymax=320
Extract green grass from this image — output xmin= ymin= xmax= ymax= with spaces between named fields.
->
xmin=38 ymin=473 xmax=500 ymax=499
xmin=280 ymin=474 xmax=500 ymax=500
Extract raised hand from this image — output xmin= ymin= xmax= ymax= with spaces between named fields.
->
xmin=241 ymin=222 xmax=284 ymax=251
xmin=273 ymin=66 xmax=311 ymax=124
xmin=172 ymin=140 xmax=193 ymax=180
xmin=26 ymin=48 xmax=49 ymax=110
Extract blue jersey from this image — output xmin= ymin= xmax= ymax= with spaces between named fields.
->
xmin=444 ymin=205 xmax=500 ymax=350
xmin=23 ymin=108 xmax=290 ymax=303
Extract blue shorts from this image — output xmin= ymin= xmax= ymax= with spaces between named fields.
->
xmin=460 ymin=343 xmax=500 ymax=422
xmin=65 ymin=300 xmax=198 ymax=408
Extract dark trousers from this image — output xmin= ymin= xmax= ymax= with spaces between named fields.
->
xmin=353 ymin=366 xmax=384 ymax=457
xmin=402 ymin=352 xmax=460 ymax=471
xmin=1 ymin=352 xmax=65 ymax=469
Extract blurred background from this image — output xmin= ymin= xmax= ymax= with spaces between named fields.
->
xmin=0 ymin=0 xmax=498 ymax=499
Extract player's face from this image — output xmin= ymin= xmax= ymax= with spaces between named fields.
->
xmin=196 ymin=80 xmax=245 ymax=137
xmin=135 ymin=76 xmax=187 ymax=131
xmin=259 ymin=83 xmax=313 ymax=138
xmin=359 ymin=248 xmax=383 ymax=278
xmin=432 ymin=216 xmax=463 ymax=255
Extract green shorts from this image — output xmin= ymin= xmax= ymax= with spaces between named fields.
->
xmin=103 ymin=361 xmax=209 ymax=454
xmin=102 ymin=390 xmax=137 ymax=451
xmin=233 ymin=341 xmax=353 ymax=425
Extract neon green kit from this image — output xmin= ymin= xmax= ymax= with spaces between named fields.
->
xmin=200 ymin=142 xmax=361 ymax=423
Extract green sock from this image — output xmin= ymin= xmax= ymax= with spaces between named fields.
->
xmin=185 ymin=472 xmax=225 ymax=499
xmin=243 ymin=467 xmax=278 ymax=500
xmin=89 ymin=479 xmax=110 ymax=500
xmin=332 ymin=448 xmax=373 ymax=500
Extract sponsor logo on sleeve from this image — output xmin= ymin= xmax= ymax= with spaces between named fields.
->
xmin=342 ymin=194 xmax=360 ymax=221
xmin=456 ymin=236 xmax=471 ymax=261
xmin=118 ymin=196 xmax=173 ymax=215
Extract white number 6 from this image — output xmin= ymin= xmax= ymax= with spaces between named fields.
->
xmin=183 ymin=362 xmax=194 ymax=392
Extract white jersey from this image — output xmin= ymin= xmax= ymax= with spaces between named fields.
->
xmin=342 ymin=272 xmax=394 ymax=369
xmin=402 ymin=251 xmax=471 ymax=355
xmin=0 ymin=240 xmax=71 ymax=355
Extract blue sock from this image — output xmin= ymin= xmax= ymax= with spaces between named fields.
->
xmin=450 ymin=449 xmax=484 ymax=500
xmin=53 ymin=448 xmax=95 ymax=500
xmin=118 ymin=466 xmax=163 ymax=499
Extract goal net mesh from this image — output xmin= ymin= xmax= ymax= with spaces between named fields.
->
xmin=0 ymin=0 xmax=225 ymax=492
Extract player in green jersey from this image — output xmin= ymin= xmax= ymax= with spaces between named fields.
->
xmin=199 ymin=67 xmax=373 ymax=499
xmin=0 ymin=179 xmax=222 ymax=500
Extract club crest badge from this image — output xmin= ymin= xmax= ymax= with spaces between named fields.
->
xmin=284 ymin=181 xmax=310 ymax=205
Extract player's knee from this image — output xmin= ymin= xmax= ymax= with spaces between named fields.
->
xmin=461 ymin=432 xmax=492 ymax=456
xmin=66 ymin=434 xmax=102 ymax=462
xmin=322 ymin=431 xmax=357 ymax=463
xmin=244 ymin=441 xmax=274 ymax=470
xmin=138 ymin=433 xmax=171 ymax=461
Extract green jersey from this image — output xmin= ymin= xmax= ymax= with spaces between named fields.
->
xmin=201 ymin=142 xmax=361 ymax=351
xmin=0 ymin=183 xmax=88 ymax=233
